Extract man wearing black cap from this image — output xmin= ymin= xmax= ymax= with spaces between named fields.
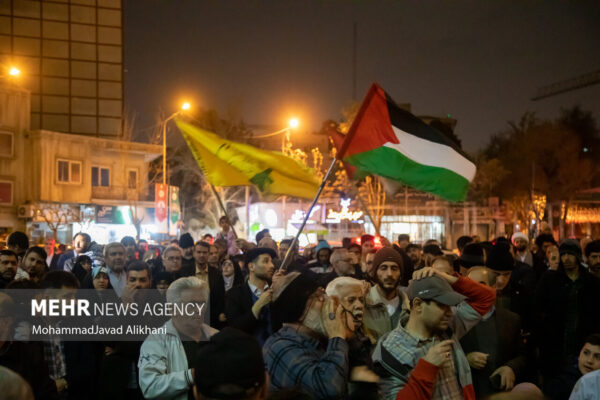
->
xmin=486 ymin=242 xmax=536 ymax=332
xmin=364 ymin=247 xmax=410 ymax=344
xmin=265 ymin=272 xmax=351 ymax=399
xmin=535 ymin=239 xmax=600 ymax=392
xmin=372 ymin=267 xmax=496 ymax=400
xmin=178 ymin=232 xmax=196 ymax=276
xmin=192 ymin=328 xmax=267 ymax=400
xmin=225 ymin=247 xmax=276 ymax=345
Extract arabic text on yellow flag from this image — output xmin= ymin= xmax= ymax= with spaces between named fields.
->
xmin=175 ymin=119 xmax=320 ymax=199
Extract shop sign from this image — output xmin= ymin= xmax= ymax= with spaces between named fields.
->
xmin=96 ymin=206 xmax=116 ymax=224
xmin=326 ymin=198 xmax=363 ymax=224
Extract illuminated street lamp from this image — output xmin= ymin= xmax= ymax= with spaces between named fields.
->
xmin=162 ymin=102 xmax=191 ymax=185
xmin=282 ymin=117 xmax=300 ymax=153
xmin=9 ymin=67 xmax=20 ymax=77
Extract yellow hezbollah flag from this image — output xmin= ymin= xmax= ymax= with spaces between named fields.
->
xmin=175 ymin=119 xmax=320 ymax=199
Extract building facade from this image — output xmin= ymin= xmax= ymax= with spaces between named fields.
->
xmin=0 ymin=0 xmax=123 ymax=137
xmin=1 ymin=81 xmax=160 ymax=244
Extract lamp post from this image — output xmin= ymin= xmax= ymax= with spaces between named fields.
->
xmin=162 ymin=102 xmax=191 ymax=185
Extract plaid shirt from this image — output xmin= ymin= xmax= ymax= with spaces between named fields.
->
xmin=263 ymin=325 xmax=349 ymax=400
xmin=43 ymin=337 xmax=66 ymax=380
xmin=372 ymin=276 xmax=496 ymax=400
xmin=381 ymin=327 xmax=462 ymax=400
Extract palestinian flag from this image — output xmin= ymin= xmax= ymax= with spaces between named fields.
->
xmin=338 ymin=83 xmax=476 ymax=202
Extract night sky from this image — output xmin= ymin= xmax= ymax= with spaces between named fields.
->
xmin=124 ymin=0 xmax=600 ymax=152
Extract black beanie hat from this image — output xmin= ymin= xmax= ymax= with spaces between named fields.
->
xmin=194 ymin=328 xmax=265 ymax=399
xmin=486 ymin=242 xmax=514 ymax=271
xmin=423 ymin=244 xmax=443 ymax=256
xmin=460 ymin=243 xmax=485 ymax=269
xmin=559 ymin=239 xmax=581 ymax=262
xmin=270 ymin=273 xmax=320 ymax=330
xmin=178 ymin=233 xmax=194 ymax=249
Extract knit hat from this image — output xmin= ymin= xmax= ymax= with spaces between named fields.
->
xmin=361 ymin=234 xmax=374 ymax=244
xmin=315 ymin=239 xmax=331 ymax=255
xmin=372 ymin=247 xmax=404 ymax=271
xmin=486 ymin=242 xmax=514 ymax=271
xmin=270 ymin=272 xmax=320 ymax=328
xmin=178 ymin=233 xmax=194 ymax=249
xmin=511 ymin=232 xmax=528 ymax=245
xmin=194 ymin=328 xmax=265 ymax=399
xmin=559 ymin=239 xmax=581 ymax=262
xmin=460 ymin=243 xmax=485 ymax=269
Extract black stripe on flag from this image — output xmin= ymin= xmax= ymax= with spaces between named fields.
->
xmin=385 ymin=93 xmax=472 ymax=161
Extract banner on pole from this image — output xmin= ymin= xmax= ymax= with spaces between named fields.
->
xmin=155 ymin=184 xmax=168 ymax=233
xmin=169 ymin=186 xmax=181 ymax=236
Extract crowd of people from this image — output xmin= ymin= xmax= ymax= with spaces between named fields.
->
xmin=1 ymin=215 xmax=600 ymax=400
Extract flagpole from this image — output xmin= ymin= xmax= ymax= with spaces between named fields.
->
xmin=209 ymin=183 xmax=238 ymax=239
xmin=280 ymin=158 xmax=337 ymax=271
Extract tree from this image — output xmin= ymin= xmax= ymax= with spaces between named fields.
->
xmin=481 ymin=109 xmax=599 ymax=236
xmin=467 ymin=156 xmax=510 ymax=201
xmin=119 ymin=111 xmax=162 ymax=240
xmin=34 ymin=203 xmax=81 ymax=240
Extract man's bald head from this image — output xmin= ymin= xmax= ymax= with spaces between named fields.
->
xmin=0 ymin=366 xmax=34 ymax=400
xmin=467 ymin=267 xmax=492 ymax=287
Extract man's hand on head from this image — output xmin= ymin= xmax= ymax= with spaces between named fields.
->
xmin=412 ymin=267 xmax=458 ymax=285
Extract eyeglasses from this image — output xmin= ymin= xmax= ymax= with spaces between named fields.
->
xmin=166 ymin=256 xmax=182 ymax=262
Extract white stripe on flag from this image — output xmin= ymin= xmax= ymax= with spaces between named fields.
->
xmin=384 ymin=126 xmax=476 ymax=181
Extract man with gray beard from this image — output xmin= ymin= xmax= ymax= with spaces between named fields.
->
xmin=104 ymin=242 xmax=127 ymax=297
xmin=264 ymin=272 xmax=351 ymax=399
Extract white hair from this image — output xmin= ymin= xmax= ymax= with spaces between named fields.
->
xmin=166 ymin=276 xmax=208 ymax=304
xmin=325 ymin=276 xmax=364 ymax=297
xmin=162 ymin=245 xmax=182 ymax=259
xmin=103 ymin=242 xmax=125 ymax=258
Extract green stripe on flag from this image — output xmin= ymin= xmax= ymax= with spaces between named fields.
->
xmin=345 ymin=146 xmax=470 ymax=202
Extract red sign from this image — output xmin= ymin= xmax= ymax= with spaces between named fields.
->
xmin=155 ymin=184 xmax=168 ymax=222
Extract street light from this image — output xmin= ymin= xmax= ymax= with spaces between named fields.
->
xmin=162 ymin=102 xmax=191 ymax=185
xmin=281 ymin=117 xmax=300 ymax=153
xmin=9 ymin=67 xmax=20 ymax=77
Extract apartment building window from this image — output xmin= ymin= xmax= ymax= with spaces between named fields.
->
xmin=0 ymin=131 xmax=14 ymax=157
xmin=57 ymin=159 xmax=82 ymax=184
xmin=92 ymin=166 xmax=110 ymax=187
xmin=127 ymin=169 xmax=138 ymax=189
xmin=0 ymin=180 xmax=13 ymax=205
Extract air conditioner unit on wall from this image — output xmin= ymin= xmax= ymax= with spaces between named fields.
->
xmin=17 ymin=205 xmax=35 ymax=219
